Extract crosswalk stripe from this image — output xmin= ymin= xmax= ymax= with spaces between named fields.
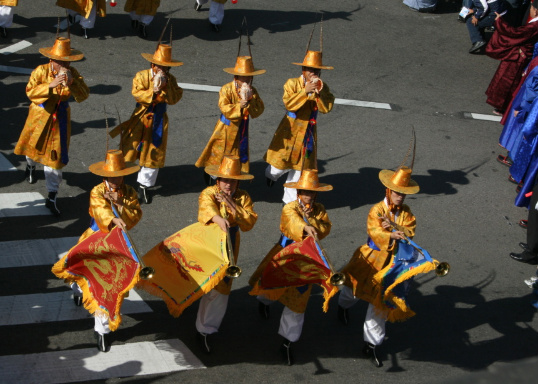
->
xmin=0 ymin=153 xmax=17 ymax=171
xmin=0 ymin=237 xmax=78 ymax=268
xmin=0 ymin=40 xmax=32 ymax=55
xmin=0 ymin=192 xmax=51 ymax=217
xmin=0 ymin=289 xmax=152 ymax=326
xmin=0 ymin=339 xmax=205 ymax=383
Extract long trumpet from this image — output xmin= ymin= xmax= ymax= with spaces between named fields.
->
xmin=377 ymin=213 xmax=450 ymax=277
xmin=218 ymin=191 xmax=242 ymax=278
xmin=300 ymin=202 xmax=345 ymax=286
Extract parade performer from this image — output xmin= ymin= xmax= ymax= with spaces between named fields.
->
xmin=338 ymin=163 xmax=440 ymax=368
xmin=110 ymin=37 xmax=183 ymax=205
xmin=52 ymin=149 xmax=142 ymax=352
xmin=194 ymin=0 xmax=229 ymax=33
xmin=249 ymin=169 xmax=333 ymax=365
xmin=138 ymin=155 xmax=257 ymax=354
xmin=195 ymin=33 xmax=265 ymax=183
xmin=14 ymin=36 xmax=89 ymax=217
xmin=264 ymin=25 xmax=334 ymax=204
xmin=0 ymin=0 xmax=17 ymax=38
xmin=56 ymin=0 xmax=106 ymax=39
xmin=124 ymin=0 xmax=161 ymax=38
xmin=485 ymin=1 xmax=538 ymax=115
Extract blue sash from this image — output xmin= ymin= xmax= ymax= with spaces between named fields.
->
xmin=151 ymin=103 xmax=166 ymax=148
xmin=303 ymin=108 xmax=318 ymax=158
xmin=367 ymin=237 xmax=381 ymax=251
xmin=238 ymin=115 xmax=250 ymax=164
xmin=286 ymin=111 xmax=297 ymax=119
xmin=220 ymin=114 xmax=231 ymax=125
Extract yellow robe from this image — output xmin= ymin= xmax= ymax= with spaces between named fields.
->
xmin=195 ymin=81 xmax=264 ymax=173
xmin=124 ymin=0 xmax=160 ymax=15
xmin=0 ymin=1 xmax=18 ymax=6
xmin=56 ymin=0 xmax=107 ymax=18
xmin=249 ymin=200 xmax=332 ymax=313
xmin=341 ymin=200 xmax=416 ymax=306
xmin=198 ymin=185 xmax=257 ymax=295
xmin=14 ymin=64 xmax=89 ymax=169
xmin=264 ymin=76 xmax=334 ymax=171
xmin=78 ymin=182 xmax=142 ymax=242
xmin=110 ymin=69 xmax=183 ymax=169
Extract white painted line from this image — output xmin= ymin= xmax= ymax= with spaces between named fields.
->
xmin=0 ymin=339 xmax=205 ymax=383
xmin=0 ymin=40 xmax=32 ymax=55
xmin=0 ymin=65 xmax=32 ymax=75
xmin=0 ymin=192 xmax=52 ymax=217
xmin=0 ymin=153 xmax=17 ymax=171
xmin=0 ymin=237 xmax=79 ymax=268
xmin=334 ymin=97 xmax=392 ymax=110
xmin=467 ymin=112 xmax=502 ymax=122
xmin=0 ymin=289 xmax=152 ymax=326
xmin=178 ymin=82 xmax=221 ymax=92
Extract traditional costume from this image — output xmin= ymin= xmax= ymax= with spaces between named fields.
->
xmin=124 ymin=0 xmax=160 ymax=38
xmin=0 ymin=0 xmax=17 ymax=38
xmin=56 ymin=0 xmax=106 ymax=39
xmin=338 ymin=166 xmax=419 ymax=368
xmin=110 ymin=43 xmax=183 ymax=205
xmin=14 ymin=37 xmax=89 ymax=217
xmin=195 ymin=55 xmax=265 ymax=177
xmin=249 ymin=169 xmax=332 ymax=365
xmin=52 ymin=150 xmax=142 ymax=352
xmin=194 ymin=0 xmax=228 ymax=32
xmin=485 ymin=4 xmax=538 ymax=114
xmin=264 ymin=50 xmax=334 ymax=204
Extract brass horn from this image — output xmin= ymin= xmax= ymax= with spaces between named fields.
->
xmin=435 ymin=261 xmax=450 ymax=277
xmin=218 ymin=191 xmax=242 ymax=278
xmin=121 ymin=227 xmax=155 ymax=280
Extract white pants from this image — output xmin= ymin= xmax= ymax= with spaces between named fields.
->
xmin=196 ymin=289 xmax=229 ymax=334
xmin=129 ymin=11 xmax=154 ymax=26
xmin=338 ymin=285 xmax=386 ymax=346
xmin=71 ymin=283 xmax=110 ymax=335
xmin=257 ymin=295 xmax=305 ymax=342
xmin=26 ymin=157 xmax=62 ymax=193
xmin=137 ymin=166 xmax=159 ymax=187
xmin=67 ymin=1 xmax=97 ymax=29
xmin=0 ymin=5 xmax=14 ymax=28
xmin=265 ymin=165 xmax=301 ymax=204
xmin=197 ymin=0 xmax=225 ymax=25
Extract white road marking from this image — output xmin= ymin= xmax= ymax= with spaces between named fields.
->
xmin=0 ymin=192 xmax=51 ymax=217
xmin=0 ymin=339 xmax=205 ymax=383
xmin=334 ymin=97 xmax=392 ymax=110
xmin=0 ymin=65 xmax=32 ymax=75
xmin=465 ymin=112 xmax=502 ymax=122
xmin=0 ymin=153 xmax=17 ymax=171
xmin=0 ymin=237 xmax=79 ymax=268
xmin=0 ymin=40 xmax=32 ymax=55
xmin=178 ymin=82 xmax=221 ymax=92
xmin=0 ymin=289 xmax=152 ymax=326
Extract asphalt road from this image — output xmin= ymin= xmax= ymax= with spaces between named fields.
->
xmin=1 ymin=0 xmax=538 ymax=383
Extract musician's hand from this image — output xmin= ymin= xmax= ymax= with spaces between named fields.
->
xmin=240 ymin=99 xmax=249 ymax=109
xmin=302 ymin=204 xmax=313 ymax=218
xmin=303 ymin=225 xmax=317 ymax=238
xmin=216 ymin=192 xmax=237 ymax=214
xmin=380 ymin=215 xmax=392 ymax=230
xmin=104 ymin=191 xmax=123 ymax=206
xmin=112 ymin=217 xmax=127 ymax=230
xmin=304 ymin=81 xmax=317 ymax=94
xmin=49 ymin=75 xmax=64 ymax=88
xmin=514 ymin=110 xmax=520 ymax=117
xmin=65 ymin=70 xmax=73 ymax=86
xmin=212 ymin=215 xmax=230 ymax=232
xmin=390 ymin=231 xmax=405 ymax=240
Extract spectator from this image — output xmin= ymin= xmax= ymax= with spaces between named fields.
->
xmin=467 ymin=0 xmax=506 ymax=54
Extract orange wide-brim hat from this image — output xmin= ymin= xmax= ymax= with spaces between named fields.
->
xmin=205 ymin=155 xmax=254 ymax=180
xmin=379 ymin=166 xmax=419 ymax=195
xmin=142 ymin=44 xmax=183 ymax=67
xmin=89 ymin=150 xmax=140 ymax=177
xmin=223 ymin=56 xmax=266 ymax=76
xmin=39 ymin=37 xmax=84 ymax=62
xmin=283 ymin=169 xmax=333 ymax=192
xmin=292 ymin=50 xmax=333 ymax=70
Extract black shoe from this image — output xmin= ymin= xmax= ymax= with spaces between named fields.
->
xmin=338 ymin=305 xmax=349 ymax=325
xmin=45 ymin=192 xmax=61 ymax=217
xmin=194 ymin=1 xmax=202 ymax=11
xmin=139 ymin=23 xmax=148 ymax=38
xmin=73 ymin=295 xmax=83 ymax=307
xmin=362 ymin=342 xmax=383 ymax=367
xmin=131 ymin=19 xmax=139 ymax=29
xmin=520 ymin=242 xmax=529 ymax=251
xmin=258 ymin=302 xmax=270 ymax=319
xmin=211 ymin=23 xmax=220 ymax=33
xmin=469 ymin=41 xmax=486 ymax=54
xmin=95 ymin=332 xmax=111 ymax=352
xmin=1 ymin=27 xmax=7 ymax=38
xmin=203 ymin=172 xmax=212 ymax=186
xmin=266 ymin=177 xmax=275 ymax=188
xmin=280 ymin=339 xmax=294 ymax=366
xmin=82 ymin=28 xmax=89 ymax=39
xmin=510 ymin=251 xmax=538 ymax=265
xmin=197 ymin=332 xmax=211 ymax=354
xmin=25 ymin=165 xmax=36 ymax=184
xmin=138 ymin=184 xmax=151 ymax=204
